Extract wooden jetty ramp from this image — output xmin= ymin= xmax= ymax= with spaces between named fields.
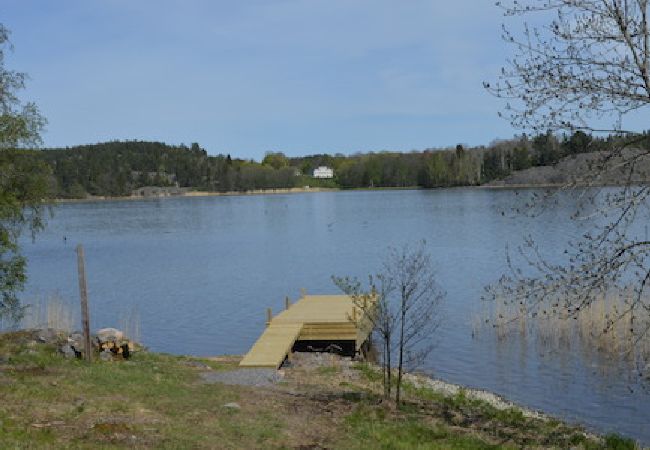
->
xmin=240 ymin=294 xmax=374 ymax=369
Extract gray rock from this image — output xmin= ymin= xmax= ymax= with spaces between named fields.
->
xmin=99 ymin=351 xmax=113 ymax=362
xmin=223 ymin=402 xmax=241 ymax=410
xmin=200 ymin=368 xmax=282 ymax=387
xmin=183 ymin=360 xmax=212 ymax=370
xmin=96 ymin=328 xmax=124 ymax=343
xmin=59 ymin=345 xmax=77 ymax=359
xmin=37 ymin=328 xmax=59 ymax=344
xmin=68 ymin=333 xmax=84 ymax=349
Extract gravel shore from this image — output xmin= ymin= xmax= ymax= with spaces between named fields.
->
xmin=201 ymin=352 xmax=546 ymax=420
xmin=199 ymin=368 xmax=283 ymax=387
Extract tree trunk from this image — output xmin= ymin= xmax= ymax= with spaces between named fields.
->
xmin=385 ymin=335 xmax=391 ymax=398
xmin=396 ymin=298 xmax=406 ymax=405
xmin=382 ymin=338 xmax=388 ymax=398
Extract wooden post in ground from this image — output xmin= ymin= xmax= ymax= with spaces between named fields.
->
xmin=266 ymin=308 xmax=272 ymax=326
xmin=285 ymin=296 xmax=290 ymax=310
xmin=76 ymin=244 xmax=92 ymax=362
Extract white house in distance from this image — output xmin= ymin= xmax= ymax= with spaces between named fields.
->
xmin=312 ymin=166 xmax=334 ymax=179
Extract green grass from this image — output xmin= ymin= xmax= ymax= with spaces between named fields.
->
xmin=0 ymin=332 xmax=641 ymax=449
xmin=317 ymin=365 xmax=340 ymax=376
xmin=382 ymin=381 xmax=639 ymax=449
xmin=0 ymin=332 xmax=286 ymax=449
xmin=295 ymin=175 xmax=339 ymax=189
xmin=343 ymin=405 xmax=501 ymax=449
xmin=603 ymin=433 xmax=638 ymax=450
xmin=352 ymin=361 xmax=383 ymax=382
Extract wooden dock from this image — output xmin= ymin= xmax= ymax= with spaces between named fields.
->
xmin=239 ymin=294 xmax=374 ymax=369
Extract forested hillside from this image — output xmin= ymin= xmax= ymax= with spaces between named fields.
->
xmin=24 ymin=131 xmax=650 ymax=198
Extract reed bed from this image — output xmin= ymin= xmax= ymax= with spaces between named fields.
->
xmin=21 ymin=293 xmax=75 ymax=332
xmin=119 ymin=305 xmax=141 ymax=344
xmin=478 ymin=288 xmax=650 ymax=367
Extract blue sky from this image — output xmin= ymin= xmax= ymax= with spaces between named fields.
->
xmin=4 ymin=1 xmax=516 ymax=159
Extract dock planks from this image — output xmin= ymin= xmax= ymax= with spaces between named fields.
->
xmin=239 ymin=323 xmax=303 ymax=368
xmin=239 ymin=295 xmax=373 ymax=369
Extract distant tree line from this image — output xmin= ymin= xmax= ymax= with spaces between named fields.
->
xmin=21 ymin=131 xmax=650 ymax=198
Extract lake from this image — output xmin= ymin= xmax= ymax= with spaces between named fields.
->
xmin=17 ymin=188 xmax=650 ymax=443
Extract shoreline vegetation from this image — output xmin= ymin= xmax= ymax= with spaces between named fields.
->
xmin=18 ymin=131 xmax=650 ymax=202
xmin=477 ymin=289 xmax=650 ymax=378
xmin=51 ymin=186 xmax=340 ymax=203
xmin=48 ymin=181 xmax=614 ymax=204
xmin=0 ymin=330 xmax=639 ymax=448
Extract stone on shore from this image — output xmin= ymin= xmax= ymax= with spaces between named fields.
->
xmin=96 ymin=328 xmax=124 ymax=343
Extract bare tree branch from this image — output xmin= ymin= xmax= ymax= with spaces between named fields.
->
xmin=333 ymin=241 xmax=445 ymax=404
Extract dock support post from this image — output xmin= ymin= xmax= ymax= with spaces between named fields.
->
xmin=285 ymin=296 xmax=290 ymax=310
xmin=266 ymin=308 xmax=272 ymax=326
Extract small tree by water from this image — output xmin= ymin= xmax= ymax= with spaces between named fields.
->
xmin=333 ymin=241 xmax=445 ymax=404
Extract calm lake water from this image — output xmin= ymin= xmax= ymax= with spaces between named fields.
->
xmin=18 ymin=189 xmax=650 ymax=443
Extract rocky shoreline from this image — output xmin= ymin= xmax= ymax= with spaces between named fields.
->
xmin=207 ymin=352 xmax=564 ymax=428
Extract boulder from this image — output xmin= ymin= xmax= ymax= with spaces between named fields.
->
xmin=59 ymin=344 xmax=78 ymax=359
xmin=68 ymin=333 xmax=84 ymax=349
xmin=96 ymin=328 xmax=124 ymax=343
xmin=37 ymin=328 xmax=60 ymax=344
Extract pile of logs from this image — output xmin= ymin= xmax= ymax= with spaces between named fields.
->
xmin=95 ymin=328 xmax=135 ymax=360
xmin=58 ymin=327 xmax=137 ymax=361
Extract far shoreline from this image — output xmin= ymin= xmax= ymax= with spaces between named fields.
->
xmin=51 ymin=186 xmax=339 ymax=204
xmin=48 ymin=182 xmax=607 ymax=205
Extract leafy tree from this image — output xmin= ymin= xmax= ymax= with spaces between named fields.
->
xmin=423 ymin=152 xmax=449 ymax=187
xmin=481 ymin=147 xmax=510 ymax=181
xmin=262 ymin=151 xmax=289 ymax=170
xmin=562 ymin=131 xmax=592 ymax=156
xmin=531 ymin=132 xmax=561 ymax=166
xmin=33 ymin=133 xmax=634 ymax=198
xmin=0 ymin=24 xmax=49 ymax=323
xmin=511 ymin=146 xmax=531 ymax=171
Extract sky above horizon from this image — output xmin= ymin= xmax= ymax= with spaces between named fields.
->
xmin=5 ymin=1 xmax=518 ymax=159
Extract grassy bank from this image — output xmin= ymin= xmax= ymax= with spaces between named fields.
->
xmin=0 ymin=331 xmax=639 ymax=449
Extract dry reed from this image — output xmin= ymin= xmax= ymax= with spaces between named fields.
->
xmin=119 ymin=305 xmax=141 ymax=344
xmin=479 ymin=288 xmax=650 ymax=366
xmin=21 ymin=293 xmax=75 ymax=332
